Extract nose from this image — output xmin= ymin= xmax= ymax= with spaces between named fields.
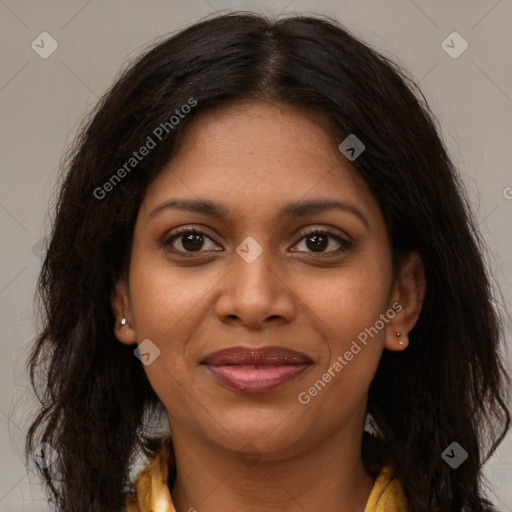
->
xmin=214 ymin=242 xmax=296 ymax=329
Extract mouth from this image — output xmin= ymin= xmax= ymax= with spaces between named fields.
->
xmin=201 ymin=346 xmax=313 ymax=393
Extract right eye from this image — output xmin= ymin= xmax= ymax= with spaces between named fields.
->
xmin=161 ymin=227 xmax=223 ymax=256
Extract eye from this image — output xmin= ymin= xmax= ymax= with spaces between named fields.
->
xmin=161 ymin=227 xmax=221 ymax=256
xmin=291 ymin=227 xmax=352 ymax=257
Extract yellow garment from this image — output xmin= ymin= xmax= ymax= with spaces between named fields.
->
xmin=125 ymin=437 xmax=407 ymax=512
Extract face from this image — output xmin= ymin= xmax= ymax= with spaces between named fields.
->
xmin=113 ymin=100 xmax=424 ymax=460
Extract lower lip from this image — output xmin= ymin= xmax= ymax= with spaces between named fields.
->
xmin=203 ymin=364 xmax=310 ymax=392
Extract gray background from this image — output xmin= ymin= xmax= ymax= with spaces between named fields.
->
xmin=1 ymin=0 xmax=511 ymax=510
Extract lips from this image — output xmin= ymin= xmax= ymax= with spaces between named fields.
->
xmin=202 ymin=346 xmax=312 ymax=393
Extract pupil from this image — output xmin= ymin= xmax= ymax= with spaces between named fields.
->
xmin=182 ymin=233 xmax=204 ymax=251
xmin=307 ymin=234 xmax=327 ymax=252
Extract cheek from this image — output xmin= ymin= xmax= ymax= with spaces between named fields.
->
xmin=127 ymin=261 xmax=203 ymax=415
xmin=129 ymin=253 xmax=212 ymax=338
xmin=297 ymin=277 xmax=389 ymax=424
xmin=323 ymin=261 xmax=391 ymax=339
xmin=126 ymin=256 xmax=207 ymax=387
xmin=310 ymin=256 xmax=391 ymax=392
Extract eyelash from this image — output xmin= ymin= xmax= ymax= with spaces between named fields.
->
xmin=161 ymin=226 xmax=353 ymax=258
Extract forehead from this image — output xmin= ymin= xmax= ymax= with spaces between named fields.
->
xmin=138 ymin=101 xmax=381 ymax=227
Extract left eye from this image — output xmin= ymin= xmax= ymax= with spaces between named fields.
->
xmin=292 ymin=230 xmax=352 ymax=255
xmin=162 ymin=228 xmax=351 ymax=256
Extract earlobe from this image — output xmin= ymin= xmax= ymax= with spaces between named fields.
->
xmin=384 ymin=251 xmax=425 ymax=352
xmin=386 ymin=330 xmax=409 ymax=351
xmin=111 ymin=279 xmax=137 ymax=345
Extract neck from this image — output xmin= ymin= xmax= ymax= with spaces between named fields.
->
xmin=169 ymin=410 xmax=375 ymax=512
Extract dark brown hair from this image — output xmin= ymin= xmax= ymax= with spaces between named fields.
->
xmin=26 ymin=11 xmax=510 ymax=511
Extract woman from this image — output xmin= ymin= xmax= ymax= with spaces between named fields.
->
xmin=26 ymin=12 xmax=510 ymax=512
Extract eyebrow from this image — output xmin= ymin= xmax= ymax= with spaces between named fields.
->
xmin=147 ymin=198 xmax=369 ymax=228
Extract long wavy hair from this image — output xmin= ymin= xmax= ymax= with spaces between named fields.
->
xmin=26 ymin=11 xmax=510 ymax=512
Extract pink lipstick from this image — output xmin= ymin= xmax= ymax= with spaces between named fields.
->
xmin=202 ymin=346 xmax=312 ymax=392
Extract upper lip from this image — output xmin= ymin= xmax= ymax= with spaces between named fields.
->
xmin=202 ymin=346 xmax=313 ymax=366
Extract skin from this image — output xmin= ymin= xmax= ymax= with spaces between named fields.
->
xmin=112 ymin=100 xmax=425 ymax=512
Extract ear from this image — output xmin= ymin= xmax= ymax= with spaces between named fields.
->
xmin=111 ymin=279 xmax=137 ymax=345
xmin=384 ymin=251 xmax=426 ymax=352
